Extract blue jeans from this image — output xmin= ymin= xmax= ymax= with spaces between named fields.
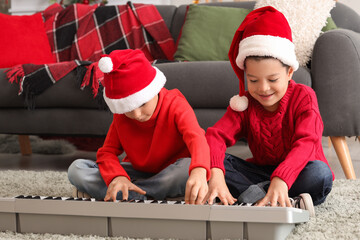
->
xmin=224 ymin=153 xmax=333 ymax=205
xmin=67 ymin=158 xmax=191 ymax=200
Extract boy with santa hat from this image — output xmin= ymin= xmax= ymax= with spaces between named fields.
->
xmin=204 ymin=6 xmax=334 ymax=216
xmin=68 ymin=49 xmax=210 ymax=204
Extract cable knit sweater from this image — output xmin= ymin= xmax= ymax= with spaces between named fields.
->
xmin=97 ymin=88 xmax=210 ymax=186
xmin=206 ymin=80 xmax=334 ymax=189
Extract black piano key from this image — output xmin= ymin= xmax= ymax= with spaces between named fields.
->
xmin=53 ymin=197 xmax=62 ymax=200
xmin=137 ymin=200 xmax=145 ymax=203
xmin=65 ymin=197 xmax=75 ymax=201
xmin=174 ymin=201 xmax=182 ymax=204
xmin=15 ymin=195 xmax=25 ymax=199
xmin=150 ymin=200 xmax=158 ymax=204
xmin=128 ymin=199 xmax=136 ymax=203
xmin=44 ymin=196 xmax=53 ymax=200
xmin=160 ymin=200 xmax=167 ymax=204
xmin=33 ymin=196 xmax=41 ymax=199
xmin=24 ymin=195 xmax=33 ymax=199
xmin=120 ymin=199 xmax=128 ymax=202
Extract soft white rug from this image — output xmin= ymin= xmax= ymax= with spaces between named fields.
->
xmin=0 ymin=170 xmax=359 ymax=240
xmin=0 ymin=134 xmax=76 ymax=155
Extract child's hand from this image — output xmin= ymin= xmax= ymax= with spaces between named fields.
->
xmin=204 ymin=168 xmax=236 ymax=205
xmin=256 ymin=177 xmax=291 ymax=207
xmin=104 ymin=176 xmax=146 ymax=202
xmin=185 ymin=167 xmax=208 ymax=205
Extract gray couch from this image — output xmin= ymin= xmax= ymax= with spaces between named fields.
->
xmin=0 ymin=1 xmax=359 ymax=178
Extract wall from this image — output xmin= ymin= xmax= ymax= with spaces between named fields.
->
xmin=339 ymin=0 xmax=360 ymax=15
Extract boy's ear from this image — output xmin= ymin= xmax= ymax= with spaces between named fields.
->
xmin=287 ymin=66 xmax=294 ymax=80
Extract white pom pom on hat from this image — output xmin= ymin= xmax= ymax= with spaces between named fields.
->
xmin=230 ymin=95 xmax=248 ymax=112
xmin=98 ymin=56 xmax=113 ymax=73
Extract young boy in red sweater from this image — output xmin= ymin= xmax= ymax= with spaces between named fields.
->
xmin=204 ymin=6 xmax=333 ymax=215
xmin=68 ymin=49 xmax=210 ymax=204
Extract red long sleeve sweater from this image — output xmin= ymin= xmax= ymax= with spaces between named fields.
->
xmin=206 ymin=80 xmax=334 ymax=189
xmin=97 ymin=88 xmax=210 ymax=186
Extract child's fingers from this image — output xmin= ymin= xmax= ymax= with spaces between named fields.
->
xmin=220 ymin=196 xmax=229 ymax=205
xmin=104 ymin=192 xmax=110 ymax=201
xmin=207 ymin=192 xmax=218 ymax=205
xmin=278 ymin=195 xmax=290 ymax=207
xmin=104 ymin=185 xmax=118 ymax=202
xmin=195 ymin=185 xmax=208 ymax=205
xmin=189 ymin=185 xmax=200 ymax=204
xmin=121 ymin=187 xmax=129 ymax=201
xmin=256 ymin=196 xmax=268 ymax=207
xmin=285 ymin=197 xmax=292 ymax=207
xmin=130 ymin=184 xmax=146 ymax=195
xmin=202 ymin=192 xmax=210 ymax=205
xmin=184 ymin=184 xmax=192 ymax=204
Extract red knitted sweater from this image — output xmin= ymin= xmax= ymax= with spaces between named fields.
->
xmin=97 ymin=88 xmax=210 ymax=186
xmin=206 ymin=80 xmax=334 ymax=189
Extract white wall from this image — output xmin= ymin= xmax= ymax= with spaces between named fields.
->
xmin=338 ymin=0 xmax=360 ymax=15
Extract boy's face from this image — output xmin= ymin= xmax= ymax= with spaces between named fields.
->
xmin=245 ymin=58 xmax=294 ymax=112
xmin=124 ymin=94 xmax=159 ymax=122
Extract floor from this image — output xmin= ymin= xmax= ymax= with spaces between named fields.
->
xmin=0 ymin=136 xmax=359 ymax=179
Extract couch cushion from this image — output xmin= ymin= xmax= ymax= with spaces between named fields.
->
xmin=157 ymin=61 xmax=238 ymax=108
xmin=331 ymin=2 xmax=360 ymax=33
xmin=0 ymin=68 xmax=101 ymax=109
xmin=174 ymin=5 xmax=251 ymax=61
xmin=0 ymin=13 xmax=55 ymax=68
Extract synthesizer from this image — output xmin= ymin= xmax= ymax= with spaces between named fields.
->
xmin=0 ymin=195 xmax=309 ymax=240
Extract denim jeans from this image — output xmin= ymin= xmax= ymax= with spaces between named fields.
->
xmin=224 ymin=153 xmax=333 ymax=205
xmin=67 ymin=158 xmax=191 ymax=200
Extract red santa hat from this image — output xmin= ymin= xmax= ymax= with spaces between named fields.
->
xmin=228 ymin=6 xmax=299 ymax=112
xmin=98 ymin=49 xmax=166 ymax=114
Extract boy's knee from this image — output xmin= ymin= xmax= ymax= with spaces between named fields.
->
xmin=67 ymin=159 xmax=92 ymax=185
xmin=312 ymin=160 xmax=333 ymax=181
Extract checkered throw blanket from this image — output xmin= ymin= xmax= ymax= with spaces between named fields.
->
xmin=6 ymin=2 xmax=175 ymax=109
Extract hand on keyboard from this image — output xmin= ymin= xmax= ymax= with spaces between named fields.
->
xmin=256 ymin=177 xmax=291 ymax=207
xmin=185 ymin=167 xmax=208 ymax=205
xmin=204 ymin=168 xmax=236 ymax=205
xmin=104 ymin=176 xmax=146 ymax=202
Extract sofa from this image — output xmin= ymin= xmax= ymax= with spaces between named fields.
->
xmin=0 ymin=1 xmax=359 ymax=179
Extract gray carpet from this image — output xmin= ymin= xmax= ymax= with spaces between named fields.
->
xmin=0 ymin=170 xmax=359 ymax=240
xmin=0 ymin=134 xmax=76 ymax=155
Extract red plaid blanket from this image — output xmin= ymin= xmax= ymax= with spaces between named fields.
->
xmin=6 ymin=2 xmax=175 ymax=109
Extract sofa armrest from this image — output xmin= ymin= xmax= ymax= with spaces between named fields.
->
xmin=311 ymin=29 xmax=360 ymax=136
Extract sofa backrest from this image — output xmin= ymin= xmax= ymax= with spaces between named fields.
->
xmin=157 ymin=1 xmax=360 ymax=42
xmin=331 ymin=2 xmax=360 ymax=33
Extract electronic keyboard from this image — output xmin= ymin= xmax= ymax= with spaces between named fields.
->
xmin=0 ymin=195 xmax=309 ymax=240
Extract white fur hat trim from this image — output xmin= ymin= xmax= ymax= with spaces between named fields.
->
xmin=98 ymin=56 xmax=113 ymax=73
xmin=103 ymin=67 xmax=166 ymax=114
xmin=230 ymin=95 xmax=248 ymax=112
xmin=236 ymin=35 xmax=299 ymax=71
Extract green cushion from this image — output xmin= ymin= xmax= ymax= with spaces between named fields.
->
xmin=321 ymin=17 xmax=337 ymax=32
xmin=174 ymin=5 xmax=251 ymax=61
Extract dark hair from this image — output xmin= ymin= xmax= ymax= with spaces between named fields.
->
xmin=244 ymin=56 xmax=290 ymax=72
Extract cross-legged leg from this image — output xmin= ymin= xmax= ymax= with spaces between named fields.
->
xmin=288 ymin=160 xmax=333 ymax=205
